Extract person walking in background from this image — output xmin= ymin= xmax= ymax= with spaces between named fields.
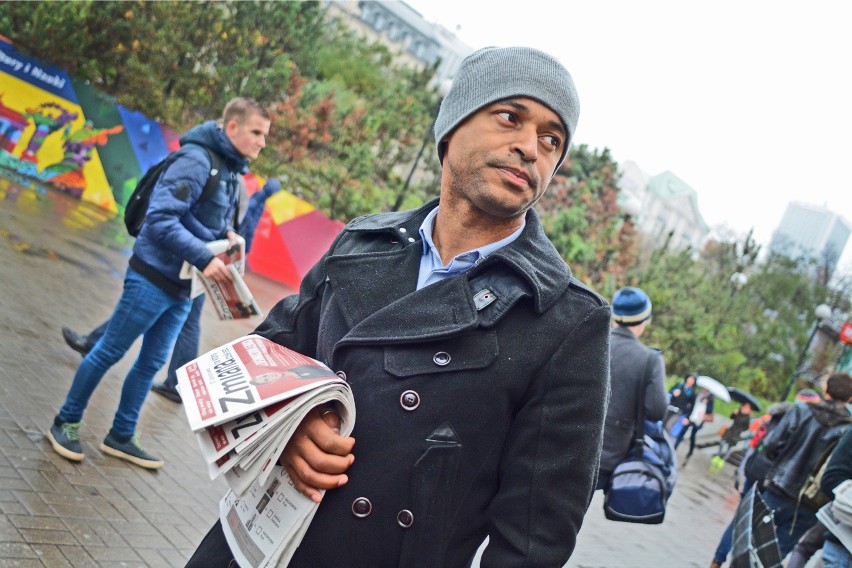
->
xmin=61 ymin=176 xmax=284 ymax=403
xmin=47 ymin=97 xmax=271 ymax=469
xmin=710 ymin=390 xmax=825 ymax=568
xmin=666 ymin=372 xmax=698 ymax=432
xmin=675 ymin=386 xmax=715 ymax=466
xmin=757 ymin=372 xmax=852 ymax=557
xmin=710 ymin=401 xmax=753 ymax=472
xmin=186 ymin=46 xmax=613 ymax=567
xmin=596 ymin=286 xmax=669 ymax=491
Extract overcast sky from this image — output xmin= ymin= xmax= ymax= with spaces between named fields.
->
xmin=406 ymin=0 xmax=852 ymax=267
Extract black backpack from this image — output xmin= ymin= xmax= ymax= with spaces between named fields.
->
xmin=124 ymin=144 xmax=222 ymax=237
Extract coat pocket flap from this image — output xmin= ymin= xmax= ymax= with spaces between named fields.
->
xmin=384 ymin=331 xmax=498 ymax=378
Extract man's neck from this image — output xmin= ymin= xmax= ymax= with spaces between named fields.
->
xmin=431 ymin=201 xmax=524 ymax=265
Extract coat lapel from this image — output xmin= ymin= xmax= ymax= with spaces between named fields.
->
xmin=325 ymin=244 xmax=479 ymax=344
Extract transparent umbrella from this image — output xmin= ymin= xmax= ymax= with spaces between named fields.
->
xmin=697 ymin=375 xmax=732 ymax=403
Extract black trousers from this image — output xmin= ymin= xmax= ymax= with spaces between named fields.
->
xmin=185 ymin=520 xmax=239 ymax=568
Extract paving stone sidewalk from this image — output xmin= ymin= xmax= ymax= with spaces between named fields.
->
xmin=0 ymin=179 xmax=743 ymax=567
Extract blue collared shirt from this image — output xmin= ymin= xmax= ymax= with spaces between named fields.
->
xmin=416 ymin=206 xmax=524 ymax=290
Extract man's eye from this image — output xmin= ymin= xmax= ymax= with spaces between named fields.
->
xmin=544 ymin=135 xmax=561 ymax=149
xmin=497 ymin=111 xmax=517 ymax=122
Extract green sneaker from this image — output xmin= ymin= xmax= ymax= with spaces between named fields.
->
xmin=710 ymin=456 xmax=725 ymax=472
xmin=47 ymin=420 xmax=84 ymax=462
xmin=100 ymin=431 xmax=164 ymax=470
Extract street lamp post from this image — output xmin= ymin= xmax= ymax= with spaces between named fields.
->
xmin=391 ymin=79 xmax=452 ymax=212
xmin=779 ymin=303 xmax=833 ymax=402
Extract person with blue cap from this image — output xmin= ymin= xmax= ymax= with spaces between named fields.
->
xmin=187 ymin=46 xmax=611 ymax=567
xmin=597 ymin=286 xmax=669 ymax=490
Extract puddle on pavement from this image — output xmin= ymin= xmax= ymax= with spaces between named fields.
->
xmin=1 ymin=176 xmax=131 ymax=273
xmin=0 ymin=228 xmax=93 ymax=270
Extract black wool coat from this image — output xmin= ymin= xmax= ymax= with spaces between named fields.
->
xmin=254 ymin=200 xmax=612 ymax=567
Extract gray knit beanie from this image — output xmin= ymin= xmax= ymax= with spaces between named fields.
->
xmin=434 ymin=46 xmax=579 ymax=173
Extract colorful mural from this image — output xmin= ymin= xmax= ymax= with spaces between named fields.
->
xmin=0 ymin=38 xmax=343 ymax=288
xmin=0 ymin=41 xmax=122 ymax=211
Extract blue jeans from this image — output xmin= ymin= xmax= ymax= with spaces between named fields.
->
xmin=86 ymin=294 xmax=205 ymax=390
xmin=761 ymin=488 xmax=818 ymax=558
xmin=58 ymin=267 xmax=191 ymax=438
xmin=823 ymin=539 xmax=852 ymax=568
xmin=163 ymin=294 xmax=204 ymax=388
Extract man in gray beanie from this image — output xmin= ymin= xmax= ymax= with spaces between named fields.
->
xmin=188 ymin=46 xmax=610 ymax=568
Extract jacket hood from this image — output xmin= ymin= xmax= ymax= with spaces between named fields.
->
xmin=810 ymin=400 xmax=852 ymax=427
xmin=179 ymin=120 xmax=249 ymax=170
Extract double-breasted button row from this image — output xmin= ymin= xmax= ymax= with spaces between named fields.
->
xmin=350 ymin=498 xmax=414 ymax=528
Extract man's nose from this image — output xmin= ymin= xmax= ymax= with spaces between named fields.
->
xmin=511 ymin=127 xmax=538 ymax=162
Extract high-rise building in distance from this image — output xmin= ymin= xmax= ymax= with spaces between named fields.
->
xmin=769 ymin=201 xmax=850 ymax=271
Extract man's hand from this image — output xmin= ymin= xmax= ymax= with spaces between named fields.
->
xmin=279 ymin=404 xmax=355 ymax=503
xmin=202 ymin=256 xmax=233 ymax=285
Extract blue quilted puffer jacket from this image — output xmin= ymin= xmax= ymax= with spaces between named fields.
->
xmin=130 ymin=121 xmax=249 ymax=297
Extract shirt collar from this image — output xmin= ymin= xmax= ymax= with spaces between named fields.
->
xmin=416 ymin=206 xmax=525 ymax=289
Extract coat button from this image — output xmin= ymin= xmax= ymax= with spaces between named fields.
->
xmin=397 ymin=509 xmax=414 ymax=528
xmin=400 ymin=390 xmax=420 ymax=411
xmin=336 ymin=371 xmax=347 ymax=381
xmin=433 ymin=351 xmax=451 ymax=366
xmin=351 ymin=497 xmax=372 ymax=518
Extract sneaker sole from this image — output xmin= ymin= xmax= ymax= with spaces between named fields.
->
xmin=46 ymin=429 xmax=84 ymax=462
xmin=99 ymin=443 xmax=164 ymax=469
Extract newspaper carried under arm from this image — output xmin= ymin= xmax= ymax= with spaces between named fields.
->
xmin=176 ymin=335 xmax=356 ymax=568
xmin=817 ymin=479 xmax=852 ymax=553
xmin=180 ymin=237 xmax=261 ymax=320
xmin=220 ymin=391 xmax=354 ymax=568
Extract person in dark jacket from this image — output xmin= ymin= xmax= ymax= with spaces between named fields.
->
xmin=710 ymin=392 xmax=820 ymax=568
xmin=187 ymin=46 xmax=611 ymax=567
xmin=596 ymin=286 xmax=669 ymax=491
xmin=786 ymin=423 xmax=852 ymax=568
xmin=817 ymin=422 xmax=852 ymax=566
xmin=759 ymin=372 xmax=852 ymax=557
xmin=670 ymin=373 xmax=698 ymax=415
xmin=60 ymin=175 xmax=283 ymax=403
xmin=47 ymin=98 xmax=271 ymax=469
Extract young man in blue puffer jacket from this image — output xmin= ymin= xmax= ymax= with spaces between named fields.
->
xmin=47 ymin=97 xmax=271 ymax=470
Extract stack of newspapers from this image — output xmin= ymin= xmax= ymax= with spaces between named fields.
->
xmin=176 ymin=335 xmax=355 ymax=568
xmin=179 ymin=237 xmax=262 ymax=321
xmin=817 ymin=479 xmax=852 ymax=554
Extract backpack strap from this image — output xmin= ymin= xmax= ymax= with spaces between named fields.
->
xmin=182 ymin=144 xmax=237 ymax=232
xmin=630 ymin=348 xmax=658 ymax=458
xmin=197 ymin=146 xmax=222 ymax=204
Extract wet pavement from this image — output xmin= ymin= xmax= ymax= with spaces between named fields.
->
xmin=0 ymin=178 xmax=740 ymax=567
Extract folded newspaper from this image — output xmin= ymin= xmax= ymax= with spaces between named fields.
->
xmin=180 ymin=237 xmax=262 ymax=321
xmin=816 ymin=479 xmax=852 ymax=554
xmin=176 ymin=335 xmax=356 ymax=567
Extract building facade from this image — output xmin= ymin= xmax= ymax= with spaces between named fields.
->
xmin=325 ymin=1 xmax=472 ymax=86
xmin=617 ymin=161 xmax=710 ymax=252
xmin=769 ymin=201 xmax=850 ymax=270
